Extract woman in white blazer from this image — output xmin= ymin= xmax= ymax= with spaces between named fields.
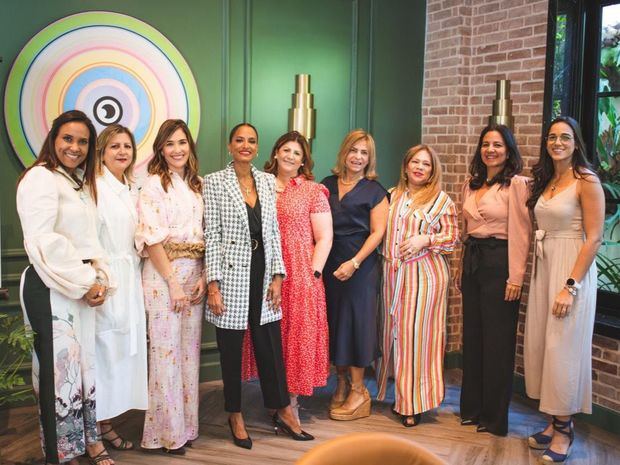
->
xmin=94 ymin=124 xmax=148 ymax=450
xmin=204 ymin=123 xmax=314 ymax=449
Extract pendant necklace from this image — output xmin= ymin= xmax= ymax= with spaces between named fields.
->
xmin=238 ymin=177 xmax=254 ymax=196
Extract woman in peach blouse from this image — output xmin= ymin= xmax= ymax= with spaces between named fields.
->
xmin=136 ymin=120 xmax=205 ymax=455
xmin=456 ymin=124 xmax=531 ymax=436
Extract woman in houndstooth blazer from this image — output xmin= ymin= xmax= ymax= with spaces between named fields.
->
xmin=203 ymin=123 xmax=314 ymax=449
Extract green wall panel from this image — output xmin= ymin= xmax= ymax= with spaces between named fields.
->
xmin=0 ymin=0 xmax=425 ymax=385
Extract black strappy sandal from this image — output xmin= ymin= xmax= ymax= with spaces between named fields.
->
xmin=401 ymin=413 xmax=422 ymax=428
xmin=541 ymin=416 xmax=574 ymax=464
xmin=86 ymin=448 xmax=114 ymax=465
xmin=100 ymin=422 xmax=133 ymax=450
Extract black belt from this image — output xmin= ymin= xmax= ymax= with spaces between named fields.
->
xmin=463 ymin=237 xmax=507 ymax=276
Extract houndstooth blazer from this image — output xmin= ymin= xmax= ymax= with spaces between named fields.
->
xmin=203 ymin=162 xmax=286 ymax=329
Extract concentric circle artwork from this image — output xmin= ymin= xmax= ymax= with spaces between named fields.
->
xmin=4 ymin=11 xmax=200 ymax=168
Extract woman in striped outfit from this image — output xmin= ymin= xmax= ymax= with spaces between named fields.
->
xmin=376 ymin=145 xmax=459 ymax=426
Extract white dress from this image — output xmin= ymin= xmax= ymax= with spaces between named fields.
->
xmin=95 ymin=167 xmax=148 ymax=420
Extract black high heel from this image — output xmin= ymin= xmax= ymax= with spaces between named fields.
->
xmin=228 ymin=417 xmax=252 ymax=449
xmin=272 ymin=413 xmax=314 ymax=441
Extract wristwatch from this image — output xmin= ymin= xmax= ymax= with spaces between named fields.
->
xmin=313 ymin=270 xmax=322 ymax=279
xmin=564 ymin=277 xmax=581 ymax=296
xmin=351 ymin=258 xmax=360 ymax=270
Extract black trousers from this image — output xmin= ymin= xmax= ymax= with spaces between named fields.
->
xmin=215 ymin=242 xmax=289 ymax=412
xmin=459 ymin=238 xmax=520 ymax=436
xmin=21 ymin=266 xmax=61 ymax=463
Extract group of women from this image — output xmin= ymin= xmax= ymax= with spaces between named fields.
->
xmin=16 ymin=109 xmax=603 ymax=465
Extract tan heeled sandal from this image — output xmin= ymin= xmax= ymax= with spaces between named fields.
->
xmin=329 ymin=383 xmax=371 ymax=421
xmin=329 ymin=374 xmax=351 ymax=411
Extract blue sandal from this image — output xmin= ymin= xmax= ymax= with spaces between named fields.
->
xmin=541 ymin=416 xmax=574 ymax=464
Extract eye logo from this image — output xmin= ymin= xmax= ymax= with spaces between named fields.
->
xmin=4 ymin=11 xmax=201 ymax=169
xmin=94 ymin=96 xmax=123 ymax=126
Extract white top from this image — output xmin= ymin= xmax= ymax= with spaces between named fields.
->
xmin=94 ymin=166 xmax=148 ymax=419
xmin=135 ymin=172 xmax=204 ymax=256
xmin=16 ymin=165 xmax=112 ymax=299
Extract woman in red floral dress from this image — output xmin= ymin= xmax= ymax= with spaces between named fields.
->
xmin=242 ymin=131 xmax=332 ymax=425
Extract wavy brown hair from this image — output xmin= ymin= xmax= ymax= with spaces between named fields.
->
xmin=527 ymin=116 xmax=596 ymax=209
xmin=392 ymin=145 xmax=443 ymax=206
xmin=147 ymin=119 xmax=201 ymax=193
xmin=264 ymin=131 xmax=314 ymax=180
xmin=95 ymin=124 xmax=137 ymax=182
xmin=331 ymin=129 xmax=378 ymax=180
xmin=17 ymin=110 xmax=99 ymax=202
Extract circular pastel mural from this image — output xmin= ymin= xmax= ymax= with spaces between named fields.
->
xmin=4 ymin=11 xmax=200 ymax=168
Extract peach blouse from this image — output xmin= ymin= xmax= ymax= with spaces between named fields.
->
xmin=462 ymin=175 xmax=531 ymax=286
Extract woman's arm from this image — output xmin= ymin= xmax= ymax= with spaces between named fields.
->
xmin=310 ymin=211 xmax=333 ymax=273
xmin=398 ymin=198 xmax=459 ymax=259
xmin=16 ymin=167 xmax=102 ymax=300
xmin=334 ymin=196 xmax=389 ymax=281
xmin=146 ymin=243 xmax=188 ymax=312
xmin=552 ymin=175 xmax=604 ymax=317
xmin=505 ymin=176 xmax=532 ymax=301
xmin=203 ymin=175 xmax=225 ymax=315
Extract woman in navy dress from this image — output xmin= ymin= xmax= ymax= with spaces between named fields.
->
xmin=321 ymin=129 xmax=388 ymax=421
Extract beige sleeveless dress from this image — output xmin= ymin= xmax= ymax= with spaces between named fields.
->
xmin=524 ymin=181 xmax=597 ymax=415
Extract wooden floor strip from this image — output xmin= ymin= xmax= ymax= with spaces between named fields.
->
xmin=1 ymin=370 xmax=619 ymax=464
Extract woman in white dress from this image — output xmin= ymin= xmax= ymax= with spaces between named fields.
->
xmin=94 ymin=124 xmax=148 ymax=450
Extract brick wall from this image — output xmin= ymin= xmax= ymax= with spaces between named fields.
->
xmin=422 ymin=0 xmax=620 ymax=415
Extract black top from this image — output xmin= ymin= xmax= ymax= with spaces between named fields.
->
xmin=246 ymin=198 xmax=262 ymax=239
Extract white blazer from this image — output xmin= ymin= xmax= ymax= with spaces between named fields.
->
xmin=203 ymin=163 xmax=286 ymax=330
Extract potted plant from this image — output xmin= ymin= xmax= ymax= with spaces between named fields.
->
xmin=0 ymin=311 xmax=34 ymax=432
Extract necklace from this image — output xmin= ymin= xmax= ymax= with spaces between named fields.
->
xmin=237 ymin=177 xmax=254 ymax=196
xmin=340 ymin=175 xmax=363 ymax=186
xmin=550 ymin=169 xmax=573 ymax=192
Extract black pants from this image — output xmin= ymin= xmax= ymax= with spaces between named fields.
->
xmin=459 ymin=238 xmax=520 ymax=436
xmin=215 ymin=243 xmax=289 ymax=412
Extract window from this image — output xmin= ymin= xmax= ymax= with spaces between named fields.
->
xmin=544 ymin=0 xmax=620 ymax=338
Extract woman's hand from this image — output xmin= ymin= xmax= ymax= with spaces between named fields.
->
xmin=190 ymin=275 xmax=207 ymax=305
xmin=333 ymin=260 xmax=357 ymax=281
xmin=168 ymin=278 xmax=189 ymax=313
xmin=453 ymin=267 xmax=462 ymax=292
xmin=504 ymin=283 xmax=522 ymax=301
xmin=552 ymin=288 xmax=574 ymax=318
xmin=84 ymin=283 xmax=107 ymax=307
xmin=207 ymin=281 xmax=225 ymax=316
xmin=267 ymin=275 xmax=283 ymax=310
xmin=398 ymin=235 xmax=430 ymax=260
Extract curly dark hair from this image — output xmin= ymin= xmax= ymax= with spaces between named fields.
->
xmin=468 ymin=124 xmax=523 ymax=190
xmin=526 ymin=116 xmax=596 ymax=209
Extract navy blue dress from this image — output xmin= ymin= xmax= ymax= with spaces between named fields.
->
xmin=321 ymin=175 xmax=387 ymax=367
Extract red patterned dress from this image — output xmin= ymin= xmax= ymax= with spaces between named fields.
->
xmin=242 ymin=175 xmax=331 ymax=395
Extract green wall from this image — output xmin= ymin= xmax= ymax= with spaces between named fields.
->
xmin=0 ymin=0 xmax=425 ymax=383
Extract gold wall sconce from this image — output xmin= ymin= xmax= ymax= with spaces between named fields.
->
xmin=288 ymin=74 xmax=316 ymax=141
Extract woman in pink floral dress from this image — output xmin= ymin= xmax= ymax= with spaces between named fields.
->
xmin=243 ymin=131 xmax=332 ymax=424
xmin=136 ymin=120 xmax=205 ymax=455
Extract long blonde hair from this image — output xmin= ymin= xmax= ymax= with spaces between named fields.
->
xmin=392 ymin=144 xmax=442 ymax=206
xmin=95 ymin=124 xmax=137 ymax=182
xmin=331 ymin=129 xmax=378 ymax=180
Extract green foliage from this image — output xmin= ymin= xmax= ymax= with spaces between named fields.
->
xmin=0 ymin=312 xmax=34 ymax=407
xmin=596 ymin=93 xmax=620 ymax=293
xmin=597 ymin=253 xmax=620 ymax=293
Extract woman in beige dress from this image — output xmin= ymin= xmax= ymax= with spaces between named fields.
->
xmin=524 ymin=116 xmax=604 ymax=464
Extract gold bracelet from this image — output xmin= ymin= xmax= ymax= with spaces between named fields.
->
xmin=351 ymin=258 xmax=360 ymax=270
